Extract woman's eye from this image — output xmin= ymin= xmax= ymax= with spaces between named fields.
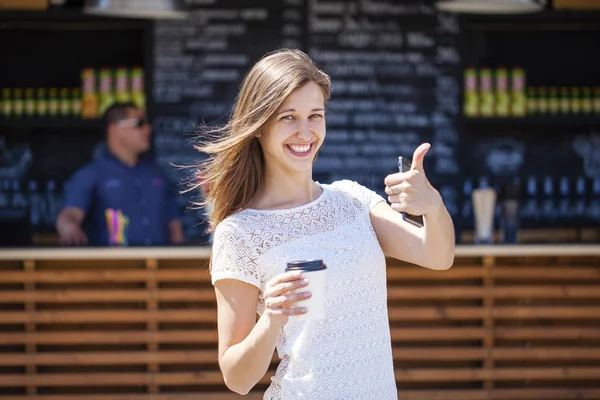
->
xmin=280 ymin=115 xmax=294 ymax=121
xmin=310 ymin=114 xmax=324 ymax=119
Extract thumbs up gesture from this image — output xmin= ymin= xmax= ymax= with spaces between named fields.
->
xmin=384 ymin=143 xmax=443 ymax=216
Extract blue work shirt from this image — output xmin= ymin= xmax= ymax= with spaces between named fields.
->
xmin=62 ymin=148 xmax=181 ymax=246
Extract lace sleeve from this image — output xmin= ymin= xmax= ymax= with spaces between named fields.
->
xmin=210 ymin=221 xmax=261 ymax=288
xmin=331 ymin=180 xmax=386 ymax=211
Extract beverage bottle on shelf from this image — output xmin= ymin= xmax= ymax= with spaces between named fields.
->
xmin=581 ymin=87 xmax=593 ymax=114
xmin=593 ymin=87 xmax=600 ymax=114
xmin=499 ymin=178 xmax=520 ymax=244
xmin=570 ymin=87 xmax=581 ymax=114
xmin=71 ymin=88 xmax=82 ymax=117
xmin=548 ymin=87 xmax=560 ymax=115
xmin=559 ymin=87 xmax=570 ymax=115
xmin=537 ymin=87 xmax=548 ymax=115
xmin=522 ymin=176 xmax=539 ymax=223
xmin=24 ymin=88 xmax=36 ymax=117
xmin=495 ymin=67 xmax=510 ymax=117
xmin=59 ymin=88 xmax=71 ymax=117
xmin=115 ymin=66 xmax=130 ymax=103
xmin=130 ymin=66 xmax=146 ymax=113
xmin=98 ymin=67 xmax=115 ymax=115
xmin=526 ymin=87 xmax=537 ymax=116
xmin=558 ymin=176 xmax=571 ymax=219
xmin=510 ymin=67 xmax=527 ymax=117
xmin=1 ymin=88 xmax=12 ymax=117
xmin=48 ymin=88 xmax=59 ymax=117
xmin=13 ymin=88 xmax=24 ymax=117
xmin=81 ymin=67 xmax=99 ymax=119
xmin=472 ymin=176 xmax=497 ymax=244
xmin=476 ymin=177 xmax=499 ymax=220
xmin=479 ymin=67 xmax=494 ymax=117
xmin=36 ymin=88 xmax=48 ymax=117
xmin=574 ymin=176 xmax=587 ymax=219
xmin=541 ymin=176 xmax=556 ymax=222
xmin=464 ymin=68 xmax=479 ymax=117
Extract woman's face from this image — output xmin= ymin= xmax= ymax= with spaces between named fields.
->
xmin=259 ymin=81 xmax=326 ymax=175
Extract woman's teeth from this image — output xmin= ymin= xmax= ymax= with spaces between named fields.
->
xmin=289 ymin=144 xmax=310 ymax=153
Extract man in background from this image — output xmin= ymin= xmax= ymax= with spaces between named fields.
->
xmin=56 ymin=102 xmax=184 ymax=246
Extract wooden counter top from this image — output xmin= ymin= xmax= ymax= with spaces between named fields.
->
xmin=0 ymin=244 xmax=599 ymax=260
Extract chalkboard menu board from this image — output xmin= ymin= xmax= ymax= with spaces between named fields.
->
xmin=151 ymin=1 xmax=284 ymax=240
xmin=151 ymin=0 xmax=464 ymax=241
xmin=306 ymin=1 xmax=462 ymax=214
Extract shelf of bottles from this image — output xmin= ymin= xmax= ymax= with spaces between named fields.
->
xmin=463 ymin=66 xmax=600 ymax=124
xmin=459 ymin=175 xmax=600 ymax=230
xmin=0 ymin=66 xmax=146 ymax=130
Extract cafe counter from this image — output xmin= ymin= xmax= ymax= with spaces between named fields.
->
xmin=0 ymin=245 xmax=599 ymax=400
xmin=2 ymin=244 xmax=600 ymax=260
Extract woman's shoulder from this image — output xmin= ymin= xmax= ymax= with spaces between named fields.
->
xmin=326 ymin=179 xmax=363 ymax=192
xmin=324 ymin=179 xmax=386 ymax=211
xmin=211 ymin=215 xmax=258 ymax=258
xmin=213 ymin=209 xmax=267 ymax=241
xmin=324 ymin=179 xmax=370 ymax=199
xmin=214 ymin=212 xmax=251 ymax=235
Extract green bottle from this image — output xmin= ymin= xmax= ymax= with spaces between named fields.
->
xmin=559 ymin=87 xmax=570 ymax=114
xmin=36 ymin=88 xmax=48 ymax=117
xmin=537 ymin=87 xmax=548 ymax=114
xmin=25 ymin=88 xmax=36 ymax=117
xmin=581 ymin=87 xmax=592 ymax=114
xmin=526 ymin=87 xmax=537 ymax=116
xmin=48 ymin=88 xmax=59 ymax=117
xmin=593 ymin=87 xmax=600 ymax=114
xmin=1 ymin=88 xmax=12 ymax=117
xmin=548 ymin=87 xmax=559 ymax=115
xmin=71 ymin=88 xmax=82 ymax=118
xmin=60 ymin=88 xmax=71 ymax=117
xmin=570 ymin=87 xmax=580 ymax=115
xmin=13 ymin=88 xmax=24 ymax=117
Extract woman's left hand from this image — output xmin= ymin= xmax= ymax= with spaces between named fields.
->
xmin=384 ymin=143 xmax=443 ymax=216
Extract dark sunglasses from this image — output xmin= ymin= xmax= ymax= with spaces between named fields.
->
xmin=116 ymin=117 xmax=149 ymax=128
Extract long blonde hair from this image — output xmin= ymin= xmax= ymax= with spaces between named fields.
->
xmin=189 ymin=48 xmax=332 ymax=231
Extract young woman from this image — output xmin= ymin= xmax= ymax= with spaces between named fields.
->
xmin=193 ymin=48 xmax=455 ymax=399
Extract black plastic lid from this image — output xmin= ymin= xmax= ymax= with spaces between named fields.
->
xmin=285 ymin=259 xmax=326 ymax=272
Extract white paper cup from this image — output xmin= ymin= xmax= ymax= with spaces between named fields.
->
xmin=285 ymin=260 xmax=327 ymax=321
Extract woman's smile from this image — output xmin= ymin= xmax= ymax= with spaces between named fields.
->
xmin=286 ymin=143 xmax=314 ymax=157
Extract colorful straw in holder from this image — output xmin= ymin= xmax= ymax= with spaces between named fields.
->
xmin=105 ymin=208 xmax=129 ymax=246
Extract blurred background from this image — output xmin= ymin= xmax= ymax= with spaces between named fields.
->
xmin=0 ymin=0 xmax=599 ymax=247
xmin=0 ymin=2 xmax=600 ymax=400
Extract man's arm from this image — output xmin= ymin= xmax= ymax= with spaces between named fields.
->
xmin=55 ymin=166 xmax=96 ymax=246
xmin=56 ymin=207 xmax=88 ymax=245
xmin=164 ymin=176 xmax=185 ymax=244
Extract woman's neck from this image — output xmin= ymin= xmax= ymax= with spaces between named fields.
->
xmin=251 ymin=167 xmax=321 ymax=210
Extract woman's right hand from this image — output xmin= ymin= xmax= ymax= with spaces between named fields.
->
xmin=263 ymin=271 xmax=311 ymax=325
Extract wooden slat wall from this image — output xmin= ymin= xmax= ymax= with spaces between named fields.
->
xmin=0 ymin=254 xmax=599 ymax=399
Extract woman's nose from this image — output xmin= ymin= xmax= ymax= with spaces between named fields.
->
xmin=297 ymin=120 xmax=312 ymax=141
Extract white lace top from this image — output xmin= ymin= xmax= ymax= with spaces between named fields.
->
xmin=211 ymin=180 xmax=398 ymax=400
